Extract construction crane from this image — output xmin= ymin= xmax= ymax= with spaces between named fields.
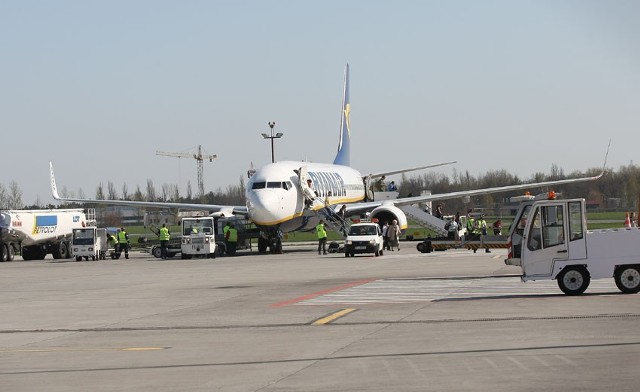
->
xmin=156 ymin=145 xmax=217 ymax=198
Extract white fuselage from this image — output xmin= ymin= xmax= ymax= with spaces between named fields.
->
xmin=245 ymin=161 xmax=365 ymax=232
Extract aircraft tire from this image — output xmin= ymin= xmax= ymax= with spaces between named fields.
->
xmin=257 ymin=237 xmax=268 ymax=254
xmin=614 ymin=265 xmax=640 ymax=294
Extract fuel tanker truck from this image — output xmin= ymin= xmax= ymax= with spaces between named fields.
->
xmin=0 ymin=209 xmax=89 ymax=261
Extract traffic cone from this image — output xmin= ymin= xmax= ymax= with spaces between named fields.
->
xmin=624 ymin=212 xmax=631 ymax=228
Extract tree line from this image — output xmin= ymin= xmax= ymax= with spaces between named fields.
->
xmin=2 ymin=165 xmax=639 ymax=212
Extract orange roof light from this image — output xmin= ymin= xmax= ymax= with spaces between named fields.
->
xmin=548 ymin=191 xmax=556 ymax=200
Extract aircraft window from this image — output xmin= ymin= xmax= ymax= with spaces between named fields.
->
xmin=267 ymin=182 xmax=282 ymax=188
xmin=252 ymin=182 xmax=266 ymax=189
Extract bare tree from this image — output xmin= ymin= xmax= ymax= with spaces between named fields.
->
xmin=146 ymin=179 xmax=156 ymax=201
xmin=122 ymin=183 xmax=129 ymax=200
xmin=170 ymin=184 xmax=180 ymax=201
xmin=133 ymin=185 xmax=144 ymax=201
xmin=186 ymin=180 xmax=193 ymax=201
xmin=161 ymin=183 xmax=171 ymax=201
xmin=0 ymin=183 xmax=7 ymax=208
xmin=78 ymin=188 xmax=86 ymax=199
xmin=8 ymin=181 xmax=23 ymax=209
xmin=107 ymin=181 xmax=118 ymax=200
xmin=96 ymin=183 xmax=105 ymax=199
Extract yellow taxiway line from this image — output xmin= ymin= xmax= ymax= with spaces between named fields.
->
xmin=312 ymin=308 xmax=356 ymax=325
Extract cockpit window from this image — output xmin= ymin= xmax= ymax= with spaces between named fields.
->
xmin=253 ymin=181 xmax=294 ymax=190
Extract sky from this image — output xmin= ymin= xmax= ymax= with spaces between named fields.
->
xmin=2 ymin=0 xmax=640 ymax=205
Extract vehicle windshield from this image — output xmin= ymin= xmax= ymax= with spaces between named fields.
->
xmin=73 ymin=229 xmax=95 ymax=245
xmin=183 ymin=220 xmax=213 ymax=235
xmin=349 ymin=225 xmax=377 ymax=236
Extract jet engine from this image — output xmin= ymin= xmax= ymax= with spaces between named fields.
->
xmin=369 ymin=203 xmax=407 ymax=234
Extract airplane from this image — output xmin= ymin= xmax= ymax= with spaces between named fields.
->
xmin=50 ymin=64 xmax=604 ymax=253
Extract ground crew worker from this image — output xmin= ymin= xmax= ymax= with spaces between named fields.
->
xmin=117 ymin=227 xmax=129 ymax=259
xmin=316 ymin=219 xmax=327 ymax=255
xmin=107 ymin=233 xmax=117 ymax=249
xmin=225 ymin=223 xmax=238 ymax=256
xmin=466 ymin=213 xmax=477 ymax=241
xmin=159 ymin=223 xmax=170 ymax=260
xmin=477 ymin=215 xmax=491 ymax=253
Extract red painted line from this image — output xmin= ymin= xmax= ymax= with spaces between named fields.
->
xmin=270 ymin=278 xmax=376 ymax=308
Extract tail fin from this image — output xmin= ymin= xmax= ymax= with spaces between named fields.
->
xmin=333 ymin=64 xmax=351 ymax=166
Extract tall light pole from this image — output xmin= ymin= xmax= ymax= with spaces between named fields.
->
xmin=261 ymin=121 xmax=284 ymax=163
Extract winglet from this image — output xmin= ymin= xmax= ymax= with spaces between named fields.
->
xmin=602 ymin=138 xmax=611 ymax=174
xmin=49 ymin=162 xmax=61 ymax=200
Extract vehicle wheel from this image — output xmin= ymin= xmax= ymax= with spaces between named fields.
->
xmin=614 ymin=265 xmax=640 ymax=294
xmin=63 ymin=242 xmax=72 ymax=258
xmin=217 ymin=244 xmax=226 ymax=256
xmin=52 ymin=243 xmax=63 ymax=259
xmin=557 ymin=266 xmax=590 ymax=295
xmin=416 ymin=243 xmax=425 ymax=253
xmin=1 ymin=244 xmax=7 ymax=262
xmin=75 ymin=256 xmax=82 ymax=261
xmin=152 ymin=247 xmax=162 ymax=259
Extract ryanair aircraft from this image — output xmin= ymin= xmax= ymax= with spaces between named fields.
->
xmin=50 ymin=65 xmax=603 ymax=253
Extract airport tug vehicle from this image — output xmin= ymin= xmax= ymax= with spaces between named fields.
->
xmin=180 ymin=217 xmax=216 ymax=259
xmin=505 ymin=193 xmax=640 ymax=295
xmin=72 ymin=227 xmax=107 ymax=261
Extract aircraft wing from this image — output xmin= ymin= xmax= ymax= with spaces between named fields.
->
xmin=49 ymin=162 xmax=248 ymax=216
xmin=368 ymin=161 xmax=456 ymax=179
xmin=342 ymin=170 xmax=605 ymax=215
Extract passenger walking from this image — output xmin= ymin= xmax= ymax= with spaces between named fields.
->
xmin=434 ymin=204 xmax=444 ymax=219
xmin=387 ymin=219 xmax=401 ymax=251
xmin=382 ymin=221 xmax=390 ymax=250
xmin=446 ymin=219 xmax=458 ymax=239
xmin=492 ymin=219 xmax=502 ymax=235
xmin=316 ymin=219 xmax=328 ymax=255
xmin=159 ymin=223 xmax=171 ymax=260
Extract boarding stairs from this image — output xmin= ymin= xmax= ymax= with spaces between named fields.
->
xmin=400 ymin=204 xmax=448 ymax=236
xmin=310 ymin=197 xmax=349 ymax=236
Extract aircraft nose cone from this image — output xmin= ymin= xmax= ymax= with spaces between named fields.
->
xmin=249 ymin=190 xmax=282 ymax=225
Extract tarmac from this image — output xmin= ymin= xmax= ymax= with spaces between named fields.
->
xmin=1 ymin=243 xmax=639 ymax=391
